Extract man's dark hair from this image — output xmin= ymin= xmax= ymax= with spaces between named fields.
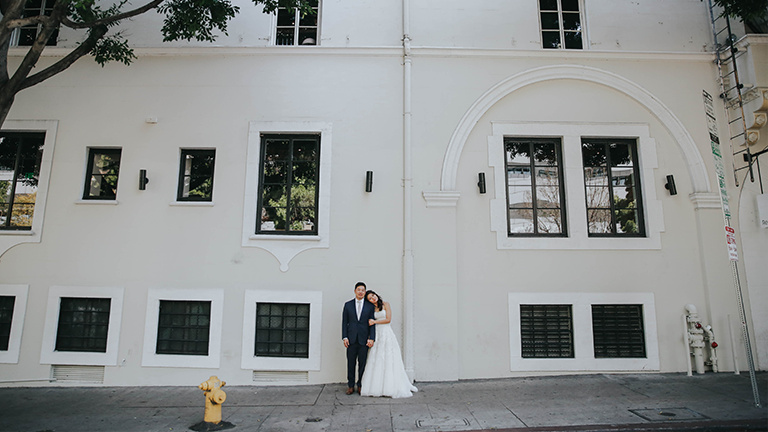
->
xmin=355 ymin=281 xmax=366 ymax=290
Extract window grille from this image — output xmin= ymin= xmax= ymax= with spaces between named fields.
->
xmin=255 ymin=303 xmax=310 ymax=358
xmin=520 ymin=304 xmax=573 ymax=358
xmin=0 ymin=296 xmax=15 ymax=351
xmin=504 ymin=137 xmax=567 ymax=236
xmin=257 ymin=134 xmax=320 ymax=235
xmin=592 ymin=304 xmax=646 ymax=358
xmin=54 ymin=297 xmax=111 ymax=353
xmin=582 ymin=138 xmax=645 ymax=236
xmin=0 ymin=132 xmax=45 ymax=230
xmin=177 ymin=149 xmax=216 ymax=201
xmin=275 ymin=0 xmax=319 ymax=46
xmin=156 ymin=300 xmax=211 ymax=356
xmin=83 ymin=148 xmax=122 ymax=200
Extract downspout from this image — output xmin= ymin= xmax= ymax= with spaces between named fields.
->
xmin=402 ymin=0 xmax=414 ymax=378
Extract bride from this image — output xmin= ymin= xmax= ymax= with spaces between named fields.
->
xmin=360 ymin=290 xmax=418 ymax=398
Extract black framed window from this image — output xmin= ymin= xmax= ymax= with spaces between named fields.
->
xmin=83 ymin=148 xmax=121 ymax=200
xmin=54 ymin=297 xmax=111 ymax=353
xmin=16 ymin=0 xmax=58 ymax=46
xmin=257 ymin=134 xmax=320 ymax=234
xmin=255 ymin=303 xmax=310 ymax=358
xmin=582 ymin=138 xmax=645 ymax=236
xmin=520 ymin=304 xmax=574 ymax=358
xmin=0 ymin=132 xmax=44 ymax=230
xmin=505 ymin=137 xmax=567 ymax=236
xmin=539 ymin=0 xmax=582 ymax=49
xmin=0 ymin=296 xmax=15 ymax=351
xmin=177 ymin=149 xmax=215 ymax=201
xmin=275 ymin=0 xmax=319 ymax=45
xmin=156 ymin=300 xmax=210 ymax=356
xmin=592 ymin=304 xmax=646 ymax=358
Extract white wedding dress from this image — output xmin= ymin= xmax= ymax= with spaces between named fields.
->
xmin=360 ymin=310 xmax=418 ymax=398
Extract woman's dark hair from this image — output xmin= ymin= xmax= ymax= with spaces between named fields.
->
xmin=365 ymin=290 xmax=384 ymax=310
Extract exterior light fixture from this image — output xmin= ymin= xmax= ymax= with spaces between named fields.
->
xmin=477 ymin=172 xmax=486 ymax=194
xmin=664 ymin=174 xmax=677 ymax=196
xmin=139 ymin=169 xmax=150 ymax=190
xmin=365 ymin=171 xmax=373 ymax=192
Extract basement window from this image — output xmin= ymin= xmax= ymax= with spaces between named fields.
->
xmin=156 ymin=300 xmax=211 ymax=356
xmin=592 ymin=304 xmax=646 ymax=358
xmin=255 ymin=302 xmax=310 ymax=358
xmin=520 ymin=304 xmax=574 ymax=358
xmin=55 ymin=297 xmax=111 ymax=353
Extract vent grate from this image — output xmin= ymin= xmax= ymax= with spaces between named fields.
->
xmin=592 ymin=304 xmax=646 ymax=358
xmin=252 ymin=370 xmax=308 ymax=383
xmin=51 ymin=365 xmax=105 ymax=383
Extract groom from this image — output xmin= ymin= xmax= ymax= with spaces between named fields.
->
xmin=342 ymin=281 xmax=376 ymax=394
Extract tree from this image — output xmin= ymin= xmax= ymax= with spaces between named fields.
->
xmin=0 ymin=0 xmax=312 ymax=128
xmin=713 ymin=0 xmax=768 ymax=22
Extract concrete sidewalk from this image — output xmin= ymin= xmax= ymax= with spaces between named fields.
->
xmin=1 ymin=373 xmax=766 ymax=432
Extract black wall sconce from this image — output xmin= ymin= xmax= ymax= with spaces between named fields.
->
xmin=477 ymin=172 xmax=486 ymax=194
xmin=664 ymin=174 xmax=677 ymax=196
xmin=365 ymin=171 xmax=373 ymax=193
xmin=139 ymin=169 xmax=150 ymax=190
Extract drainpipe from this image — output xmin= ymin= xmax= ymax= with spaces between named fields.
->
xmin=402 ymin=0 xmax=414 ymax=379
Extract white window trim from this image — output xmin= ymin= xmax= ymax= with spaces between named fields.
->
xmin=0 ymin=284 xmax=28 ymax=364
xmin=508 ymin=292 xmax=660 ymax=372
xmin=40 ymin=286 xmax=124 ymax=366
xmin=489 ymin=122 xmax=663 ymax=250
xmin=141 ymin=288 xmax=223 ymax=369
xmin=0 ymin=120 xmax=58 ymax=257
xmin=243 ymin=121 xmax=332 ymax=272
xmin=270 ymin=2 xmax=321 ymax=46
xmin=241 ymin=290 xmax=322 ymax=371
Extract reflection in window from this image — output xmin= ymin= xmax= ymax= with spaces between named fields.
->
xmin=0 ymin=133 xmax=44 ymax=230
xmin=504 ymin=137 xmax=566 ymax=236
xmin=54 ymin=297 xmax=111 ymax=353
xmin=15 ymin=0 xmax=58 ymax=46
xmin=257 ymin=134 xmax=319 ymax=235
xmin=156 ymin=300 xmax=210 ymax=356
xmin=539 ymin=0 xmax=582 ymax=49
xmin=582 ymin=138 xmax=644 ymax=236
xmin=177 ymin=149 xmax=215 ymax=201
xmin=275 ymin=0 xmax=319 ymax=46
xmin=0 ymin=296 xmax=15 ymax=351
xmin=255 ymin=303 xmax=310 ymax=358
xmin=83 ymin=148 xmax=121 ymax=200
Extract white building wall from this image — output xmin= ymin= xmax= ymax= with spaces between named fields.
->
xmin=0 ymin=0 xmax=762 ymax=386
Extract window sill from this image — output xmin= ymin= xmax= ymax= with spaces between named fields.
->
xmin=75 ymin=200 xmax=118 ymax=205
xmin=248 ymin=234 xmax=321 ymax=242
xmin=169 ymin=201 xmax=214 ymax=207
xmin=0 ymin=230 xmax=35 ymax=236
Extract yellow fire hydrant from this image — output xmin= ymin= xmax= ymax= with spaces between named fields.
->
xmin=199 ymin=376 xmax=227 ymax=424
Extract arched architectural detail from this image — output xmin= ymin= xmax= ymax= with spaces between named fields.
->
xmin=439 ymin=64 xmax=711 ymax=194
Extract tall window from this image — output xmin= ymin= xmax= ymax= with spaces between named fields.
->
xmin=257 ymin=134 xmax=320 ymax=235
xmin=0 ymin=132 xmax=44 ymax=230
xmin=504 ymin=137 xmax=566 ymax=236
xmin=539 ymin=0 xmax=582 ymax=49
xmin=156 ymin=300 xmax=210 ymax=356
xmin=54 ymin=297 xmax=111 ymax=353
xmin=582 ymin=138 xmax=644 ymax=236
xmin=0 ymin=296 xmax=15 ymax=351
xmin=592 ymin=304 xmax=646 ymax=358
xmin=520 ymin=304 xmax=574 ymax=358
xmin=83 ymin=148 xmax=121 ymax=200
xmin=177 ymin=149 xmax=215 ymax=201
xmin=275 ymin=0 xmax=319 ymax=45
xmin=14 ymin=0 xmax=58 ymax=46
xmin=255 ymin=303 xmax=310 ymax=358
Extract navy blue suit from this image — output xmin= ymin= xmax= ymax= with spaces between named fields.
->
xmin=342 ymin=299 xmax=376 ymax=389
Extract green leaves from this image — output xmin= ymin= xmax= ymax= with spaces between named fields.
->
xmin=91 ymin=33 xmax=135 ymax=66
xmin=713 ymin=0 xmax=768 ymax=22
xmin=159 ymin=0 xmax=240 ymax=42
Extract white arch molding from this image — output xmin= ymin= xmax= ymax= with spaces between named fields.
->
xmin=436 ymin=64 xmax=712 ymax=196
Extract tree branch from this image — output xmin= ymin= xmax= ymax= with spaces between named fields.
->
xmin=17 ymin=25 xmax=108 ymax=91
xmin=60 ymin=0 xmax=165 ymax=29
xmin=5 ymin=15 xmax=48 ymax=30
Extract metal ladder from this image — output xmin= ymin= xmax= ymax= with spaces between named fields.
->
xmin=707 ymin=0 xmax=755 ymax=187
